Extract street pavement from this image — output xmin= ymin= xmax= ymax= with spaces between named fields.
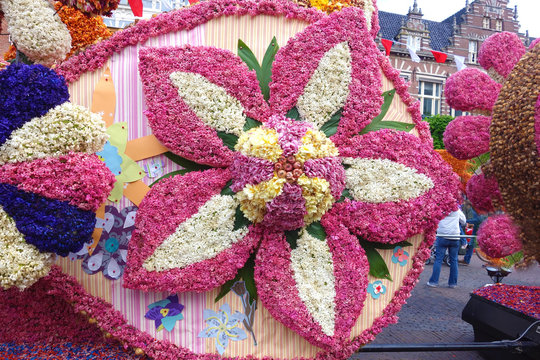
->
xmin=351 ymin=252 xmax=540 ymax=360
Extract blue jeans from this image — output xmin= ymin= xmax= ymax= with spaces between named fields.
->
xmin=429 ymin=237 xmax=459 ymax=286
xmin=464 ymin=237 xmax=476 ymax=263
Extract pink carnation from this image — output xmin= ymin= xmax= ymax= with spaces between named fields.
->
xmin=479 ymin=32 xmax=526 ymax=79
xmin=477 ymin=214 xmax=522 ymax=258
xmin=466 ymin=173 xmax=503 ymax=213
xmin=443 ymin=115 xmax=491 ymax=160
xmin=445 ymin=68 xmax=501 ymax=113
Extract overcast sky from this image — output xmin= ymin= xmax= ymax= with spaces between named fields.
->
xmin=377 ymin=0 xmax=539 ymax=38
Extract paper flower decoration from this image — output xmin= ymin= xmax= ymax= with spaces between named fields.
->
xmin=391 ymin=246 xmax=409 ymax=266
xmin=0 ymin=63 xmax=113 ymax=289
xmin=198 ymin=303 xmax=247 ymax=355
xmin=367 ymin=280 xmax=386 ymax=300
xmin=145 ymin=294 xmax=184 ymax=332
xmin=0 ymin=0 xmax=72 ymax=66
xmin=123 ymin=7 xmax=459 ymax=350
xmin=79 ymin=206 xmax=137 ymax=280
xmin=98 ymin=123 xmax=145 ymax=202
xmin=443 ymin=32 xmax=539 ymax=261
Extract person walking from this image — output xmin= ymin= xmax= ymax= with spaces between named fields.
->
xmin=427 ymin=208 xmax=466 ymax=288
xmin=460 ymin=200 xmax=486 ymax=265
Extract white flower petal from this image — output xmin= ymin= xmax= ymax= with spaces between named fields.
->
xmin=290 ymin=230 xmax=336 ymax=336
xmin=343 ymin=158 xmax=434 ymax=203
xmin=169 ymin=72 xmax=246 ymax=137
xmin=143 ymin=195 xmax=249 ymax=271
xmin=296 ymin=42 xmax=352 ymax=129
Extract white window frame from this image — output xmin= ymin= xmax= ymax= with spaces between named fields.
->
xmin=468 ymin=40 xmax=478 ymax=64
xmin=407 ymin=35 xmax=421 ymax=52
xmin=418 ymin=81 xmax=442 ymax=117
xmin=495 ymin=19 xmax=503 ymax=31
xmin=482 ymin=17 xmax=490 ymax=29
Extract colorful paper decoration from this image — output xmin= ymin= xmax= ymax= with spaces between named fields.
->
xmin=381 ymin=38 xmax=393 ymax=56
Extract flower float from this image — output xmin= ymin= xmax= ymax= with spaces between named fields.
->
xmin=145 ymin=294 xmax=185 ymax=332
xmin=43 ymin=0 xmax=462 ymax=358
xmin=121 ymin=4 xmax=459 ymax=351
xmin=443 ymin=31 xmax=539 ymax=262
xmin=0 ymin=63 xmax=114 ymax=289
xmin=0 ymin=0 xmax=72 ymax=66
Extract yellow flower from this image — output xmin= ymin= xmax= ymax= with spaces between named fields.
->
xmin=235 ymin=127 xmax=282 ymax=162
xmin=237 ymin=177 xmax=286 ymax=223
xmin=297 ymin=175 xmax=334 ymax=224
xmin=296 ymin=129 xmax=339 ymax=163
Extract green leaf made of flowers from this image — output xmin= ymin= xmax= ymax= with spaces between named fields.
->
xmin=285 ymin=229 xmax=300 ymax=250
xmin=238 ymin=37 xmax=279 ymax=101
xmin=215 ymin=251 xmax=258 ymax=303
xmin=320 ymin=108 xmax=343 ymax=137
xmin=359 ymin=89 xmax=415 ymax=134
xmin=220 ymin=180 xmax=235 ymax=196
xmin=163 ymin=152 xmax=212 ymax=171
xmin=244 ymin=117 xmax=263 ymax=132
xmin=337 ymin=188 xmax=353 ymax=203
xmin=216 ymin=131 xmax=239 ymax=151
xmin=358 ymin=238 xmax=393 ymax=281
xmin=149 ymin=169 xmax=190 ymax=187
xmin=306 ymin=221 xmax=327 ymax=241
xmin=233 ymin=205 xmax=251 ymax=231
xmin=286 ymin=106 xmax=301 ymax=121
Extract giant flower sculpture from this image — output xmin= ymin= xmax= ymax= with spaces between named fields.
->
xmin=124 ymin=8 xmax=459 ymax=350
xmin=443 ymin=32 xmax=539 ymax=261
xmin=0 ymin=63 xmax=114 ymax=289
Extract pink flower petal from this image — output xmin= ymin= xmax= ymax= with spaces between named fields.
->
xmin=123 ymin=168 xmax=259 ymax=293
xmin=479 ymin=32 xmax=526 ymax=79
xmin=254 ymin=223 xmax=368 ymax=349
xmin=262 ymin=183 xmax=306 ymax=231
xmin=337 ymin=129 xmax=461 ymax=244
xmin=477 ymin=214 xmax=522 ymax=258
xmin=445 ymin=68 xmax=502 ymax=113
xmin=443 ymin=115 xmax=491 ymax=160
xmin=268 ymin=7 xmax=382 ymax=144
xmin=0 ymin=153 xmax=114 ymax=211
xmin=466 ymin=173 xmax=503 ymax=213
xmin=303 ymin=157 xmax=346 ymax=199
xmin=229 ymin=153 xmax=274 ymax=192
xmin=139 ymin=46 xmax=270 ymax=167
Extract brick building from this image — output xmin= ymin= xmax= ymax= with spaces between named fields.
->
xmin=378 ymin=0 xmax=533 ymax=117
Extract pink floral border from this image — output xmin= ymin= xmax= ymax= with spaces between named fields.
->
xmin=56 ymin=0 xmax=325 ymax=83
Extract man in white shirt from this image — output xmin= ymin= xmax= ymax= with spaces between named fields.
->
xmin=427 ymin=208 xmax=466 ymax=288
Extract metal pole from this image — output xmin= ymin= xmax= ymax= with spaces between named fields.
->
xmin=353 ymin=340 xmax=538 ymax=353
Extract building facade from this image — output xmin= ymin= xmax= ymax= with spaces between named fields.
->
xmin=102 ymin=0 xmax=190 ymax=29
xmin=378 ymin=0 xmax=533 ymax=117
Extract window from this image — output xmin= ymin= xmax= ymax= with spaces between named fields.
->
xmin=418 ymin=81 xmax=441 ymax=117
xmin=407 ymin=35 xmax=421 ymax=52
xmin=483 ymin=17 xmax=490 ymax=29
xmin=468 ymin=40 xmax=478 ymax=63
xmin=495 ymin=19 xmax=503 ymax=31
xmin=450 ymin=108 xmax=470 ymax=117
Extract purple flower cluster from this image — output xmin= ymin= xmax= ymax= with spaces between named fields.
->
xmin=266 ymin=115 xmax=312 ymax=157
xmin=304 ymin=157 xmax=346 ymax=199
xmin=479 ymin=32 xmax=526 ymax=79
xmin=466 ymin=173 xmax=503 ymax=213
xmin=0 ymin=63 xmax=69 ymax=144
xmin=445 ymin=68 xmax=501 ymax=113
xmin=0 ymin=183 xmax=96 ymax=256
xmin=443 ymin=115 xmax=491 ymax=160
xmin=477 ymin=214 xmax=522 ymax=258
xmin=229 ymin=154 xmax=274 ymax=192
xmin=263 ymin=182 xmax=306 ymax=230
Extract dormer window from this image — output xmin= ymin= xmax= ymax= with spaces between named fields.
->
xmin=407 ymin=35 xmax=421 ymax=52
xmin=483 ymin=17 xmax=490 ymax=29
xmin=495 ymin=19 xmax=503 ymax=31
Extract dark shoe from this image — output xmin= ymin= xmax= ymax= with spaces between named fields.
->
xmin=458 ymin=260 xmax=469 ymax=266
xmin=427 ymin=282 xmax=438 ymax=288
